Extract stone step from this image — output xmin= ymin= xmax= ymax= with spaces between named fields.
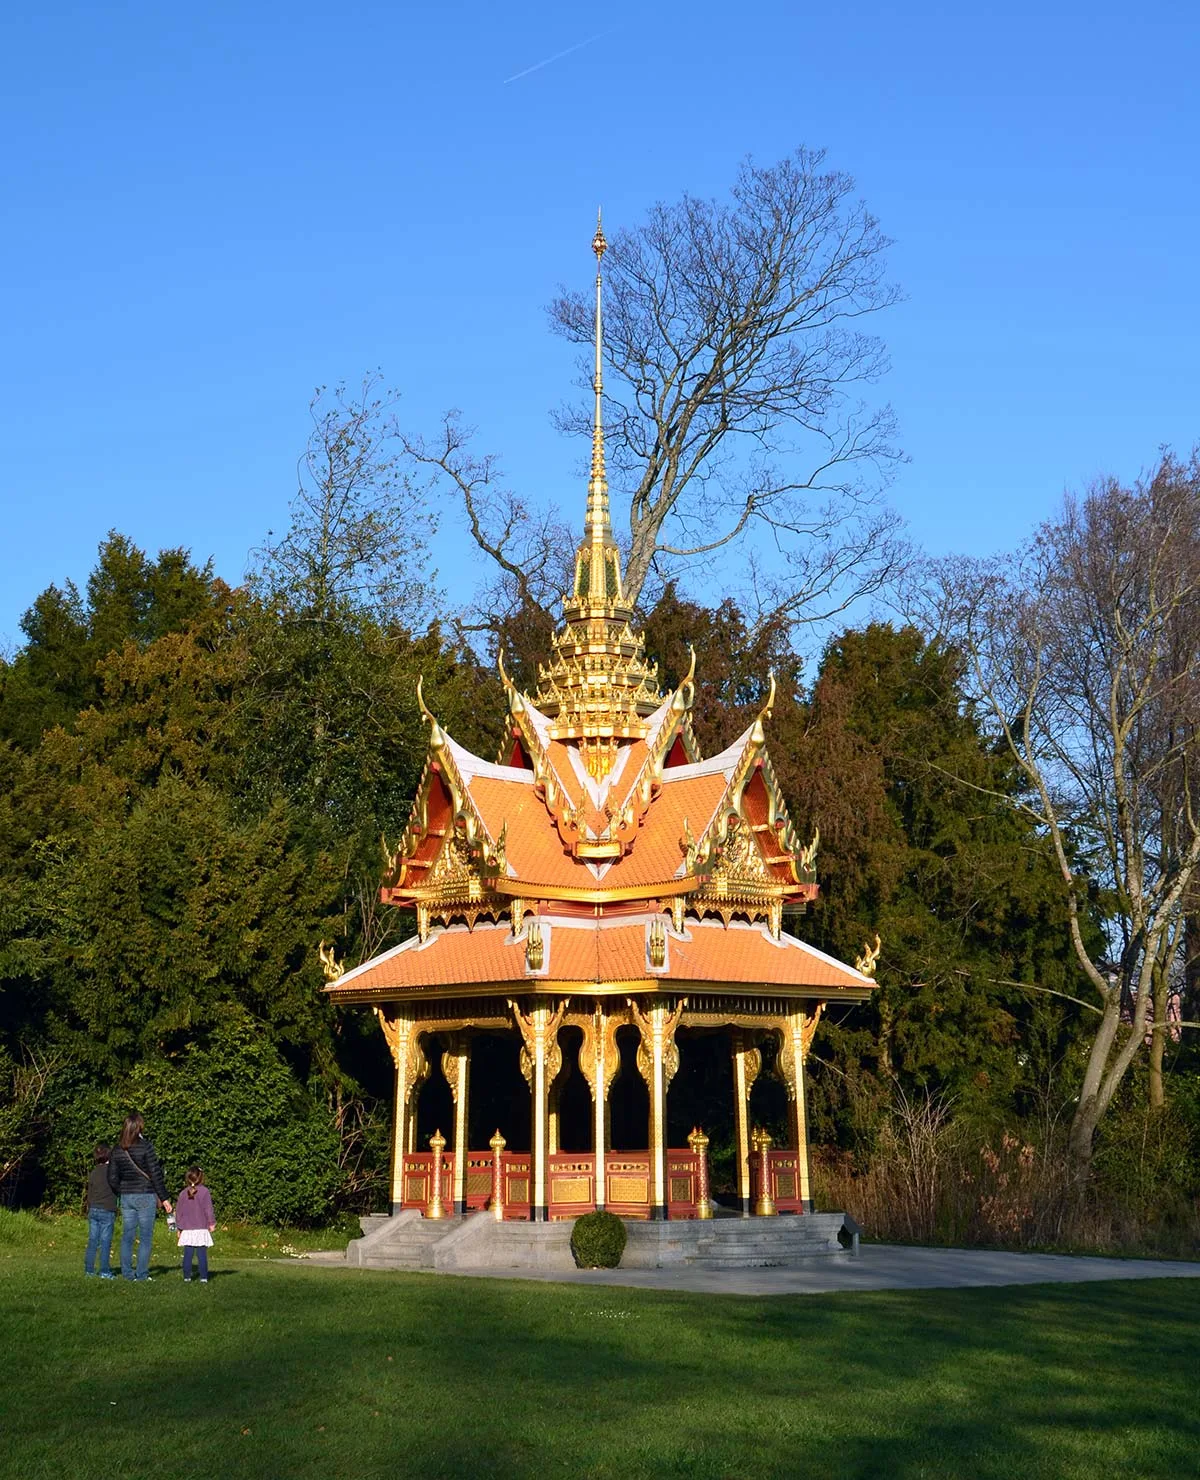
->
xmin=393 ymin=1218 xmax=463 ymax=1239
xmin=345 ymin=1213 xmax=464 ymax=1270
xmin=697 ymin=1232 xmax=837 ymax=1248
xmin=697 ymin=1226 xmax=837 ymax=1240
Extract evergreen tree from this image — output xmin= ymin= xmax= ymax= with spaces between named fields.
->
xmin=790 ymin=625 xmax=1085 ymax=1142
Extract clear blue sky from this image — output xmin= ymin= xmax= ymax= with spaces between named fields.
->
xmin=2 ymin=0 xmax=1197 ymax=646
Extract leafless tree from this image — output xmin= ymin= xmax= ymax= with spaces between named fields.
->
xmin=407 ymin=148 xmax=907 ymax=639
xmin=0 ymin=1048 xmax=60 ymax=1202
xmin=399 ymin=416 xmax=575 ymax=633
xmin=936 ymin=454 xmax=1200 ymax=1173
xmin=253 ymin=376 xmax=437 ymax=624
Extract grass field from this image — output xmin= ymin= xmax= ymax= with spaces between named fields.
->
xmin=2 ymin=1212 xmax=1198 ymax=1479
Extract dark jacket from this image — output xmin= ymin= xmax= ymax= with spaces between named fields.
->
xmin=86 ymin=1164 xmax=117 ymax=1213
xmin=107 ymin=1136 xmax=169 ymax=1202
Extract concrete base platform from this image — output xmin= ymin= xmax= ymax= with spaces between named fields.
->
xmin=314 ymin=1233 xmax=1200 ymax=1296
xmin=343 ymin=1209 xmax=854 ymax=1273
xmin=450 ymin=1242 xmax=1200 ymax=1295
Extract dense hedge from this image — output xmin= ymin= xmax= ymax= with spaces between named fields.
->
xmin=45 ymin=1018 xmax=341 ymax=1226
xmin=570 ymin=1210 xmax=627 ymax=1268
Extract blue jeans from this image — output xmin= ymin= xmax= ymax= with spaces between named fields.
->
xmin=85 ymin=1208 xmax=115 ymax=1275
xmin=119 ymin=1193 xmax=157 ymax=1280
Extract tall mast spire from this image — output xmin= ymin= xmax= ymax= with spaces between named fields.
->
xmin=586 ymin=210 xmax=611 ymax=594
xmin=534 ymin=212 xmax=661 ymax=771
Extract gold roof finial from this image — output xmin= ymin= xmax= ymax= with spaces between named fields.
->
xmin=532 ymin=214 xmax=662 ymax=766
xmin=586 ymin=208 xmax=610 ymax=569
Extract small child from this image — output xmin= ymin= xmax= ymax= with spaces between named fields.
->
xmin=175 ymin=1166 xmax=216 ymax=1283
xmin=84 ymin=1144 xmax=118 ymax=1279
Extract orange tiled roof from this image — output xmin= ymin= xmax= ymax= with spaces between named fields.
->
xmin=326 ymin=915 xmax=874 ymax=1001
xmin=387 ymin=707 xmax=814 ymax=906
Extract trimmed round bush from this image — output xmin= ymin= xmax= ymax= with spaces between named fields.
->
xmin=570 ymin=1210 xmax=627 ymax=1269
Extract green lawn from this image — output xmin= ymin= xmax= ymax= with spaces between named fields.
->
xmin=2 ymin=1214 xmax=1198 ymax=1479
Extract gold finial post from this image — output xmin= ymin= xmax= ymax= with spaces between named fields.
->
xmin=752 ymin=1126 xmax=777 ymax=1216
xmin=688 ymin=1126 xmax=713 ymax=1218
xmin=586 ymin=210 xmax=610 ymax=593
xmin=489 ymin=1129 xmax=507 ymax=1221
xmin=427 ymin=1129 xmax=446 ymax=1219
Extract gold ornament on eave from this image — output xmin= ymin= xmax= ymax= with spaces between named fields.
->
xmin=318 ymin=940 xmax=345 ymax=982
xmin=855 ymin=934 xmax=882 ymax=978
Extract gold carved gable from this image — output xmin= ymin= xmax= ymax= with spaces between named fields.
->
xmin=428 ymin=835 xmax=477 ymax=894
xmin=709 ymin=816 xmax=770 ymax=887
xmin=692 ymin=814 xmax=785 ymax=928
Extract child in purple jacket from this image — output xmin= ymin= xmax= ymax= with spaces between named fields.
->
xmin=176 ymin=1166 xmax=216 ymax=1283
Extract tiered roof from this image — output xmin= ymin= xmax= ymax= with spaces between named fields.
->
xmin=326 ymin=218 xmax=874 ymax=1008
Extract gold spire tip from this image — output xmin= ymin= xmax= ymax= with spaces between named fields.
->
xmin=592 ymin=208 xmax=606 ymax=260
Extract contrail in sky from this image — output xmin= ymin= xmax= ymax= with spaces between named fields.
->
xmin=502 ymin=31 xmax=609 ymax=85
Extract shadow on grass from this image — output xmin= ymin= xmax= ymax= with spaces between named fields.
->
xmin=4 ymin=1262 xmax=1199 ymax=1479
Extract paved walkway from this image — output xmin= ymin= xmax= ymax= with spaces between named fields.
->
xmin=408 ymin=1244 xmax=1200 ymax=1296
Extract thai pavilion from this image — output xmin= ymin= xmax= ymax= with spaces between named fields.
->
xmin=324 ymin=222 xmax=877 ymax=1224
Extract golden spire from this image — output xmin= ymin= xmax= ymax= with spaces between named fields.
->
xmin=567 ymin=210 xmax=623 ymax=612
xmin=587 ymin=209 xmax=609 ymax=560
xmin=533 ymin=214 xmax=662 ymax=771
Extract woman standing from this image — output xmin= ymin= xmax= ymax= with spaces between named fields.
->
xmin=107 ymin=1112 xmax=172 ymax=1282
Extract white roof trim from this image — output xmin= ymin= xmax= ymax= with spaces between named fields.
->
xmin=444 ymin=733 xmax=534 ymax=785
xmin=658 ymin=726 xmax=754 ymax=784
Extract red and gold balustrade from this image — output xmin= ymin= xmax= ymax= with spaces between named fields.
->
xmin=398 ymin=1143 xmax=805 ymax=1220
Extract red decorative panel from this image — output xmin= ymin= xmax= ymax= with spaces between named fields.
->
xmin=400 ymin=1151 xmax=453 ymax=1212
xmin=666 ymin=1151 xmax=700 ymax=1218
xmin=605 ymin=1155 xmax=652 ymax=1218
xmin=768 ymin=1150 xmax=805 ymax=1213
xmin=549 ymin=1153 xmax=595 ymax=1219
xmin=501 ymin=1152 xmax=532 ymax=1220
xmin=463 ymin=1152 xmax=494 ymax=1211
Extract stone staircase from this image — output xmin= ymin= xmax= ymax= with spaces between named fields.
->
xmin=686 ymin=1214 xmax=847 ymax=1268
xmin=343 ymin=1210 xmax=856 ymax=1273
xmin=346 ymin=1209 xmax=463 ymax=1270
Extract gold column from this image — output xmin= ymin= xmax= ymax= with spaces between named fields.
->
xmin=375 ymin=1009 xmax=426 ymax=1214
xmin=579 ymin=1005 xmax=620 ymax=1211
xmin=510 ymin=999 xmax=565 ymax=1222
xmin=442 ymin=1033 xmax=470 ymax=1217
xmin=782 ymin=1004 xmax=822 ymax=1211
xmin=549 ymin=1054 xmax=572 ymax=1156
xmin=594 ymin=1009 xmax=613 ymax=1209
xmin=731 ymin=1029 xmax=762 ymax=1217
xmin=630 ymin=998 xmax=685 ymax=1220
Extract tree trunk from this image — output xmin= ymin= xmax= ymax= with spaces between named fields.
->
xmin=877 ymin=994 xmax=893 ymax=1078
xmin=1148 ymin=959 xmax=1167 ymax=1111
xmin=1067 ymin=1097 xmax=1101 ymax=1178
xmin=1186 ymin=911 xmax=1200 ymax=1017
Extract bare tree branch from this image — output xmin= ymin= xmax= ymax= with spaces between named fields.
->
xmin=933 ymin=450 xmax=1200 ymax=1173
xmin=412 ymin=148 xmax=908 ymax=639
